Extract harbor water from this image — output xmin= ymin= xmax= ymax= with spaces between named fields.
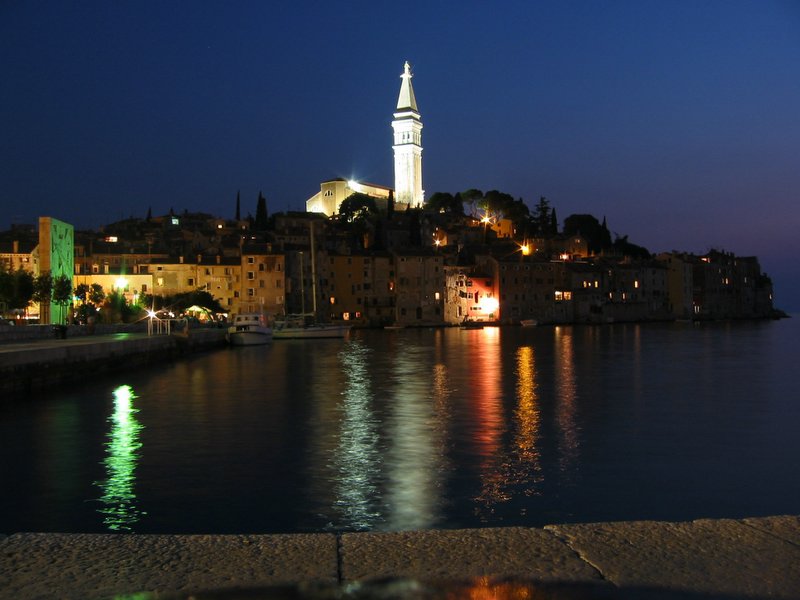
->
xmin=1 ymin=318 xmax=798 ymax=534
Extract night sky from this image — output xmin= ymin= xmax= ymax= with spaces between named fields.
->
xmin=2 ymin=1 xmax=799 ymax=309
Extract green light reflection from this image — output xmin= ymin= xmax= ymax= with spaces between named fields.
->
xmin=95 ymin=384 xmax=145 ymax=531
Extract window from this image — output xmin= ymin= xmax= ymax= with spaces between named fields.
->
xmin=247 ymin=288 xmax=255 ymax=297
xmin=247 ymin=271 xmax=255 ymax=280
xmin=247 ymin=257 xmax=255 ymax=264
xmin=188 ymin=278 xmax=194 ymax=286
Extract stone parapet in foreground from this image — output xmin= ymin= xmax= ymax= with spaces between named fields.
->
xmin=1 ymin=515 xmax=799 ymax=599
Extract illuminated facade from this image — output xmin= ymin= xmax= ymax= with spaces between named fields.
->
xmin=306 ymin=62 xmax=424 ymax=216
xmin=38 ymin=216 xmax=74 ymax=324
xmin=306 ymin=179 xmax=392 ymax=216
xmin=392 ymin=61 xmax=424 ymax=208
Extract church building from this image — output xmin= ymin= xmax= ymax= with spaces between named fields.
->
xmin=306 ymin=61 xmax=424 ymax=215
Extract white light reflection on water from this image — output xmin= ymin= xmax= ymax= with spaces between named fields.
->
xmin=94 ymin=384 xmax=145 ymax=531
xmin=384 ymin=334 xmax=448 ymax=530
xmin=331 ymin=341 xmax=382 ymax=529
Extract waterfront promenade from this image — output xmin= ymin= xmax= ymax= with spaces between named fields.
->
xmin=0 ymin=325 xmax=227 ymax=397
xmin=1 ymin=515 xmax=799 ymax=599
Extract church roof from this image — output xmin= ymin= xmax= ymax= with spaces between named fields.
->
xmin=396 ymin=61 xmax=418 ymax=111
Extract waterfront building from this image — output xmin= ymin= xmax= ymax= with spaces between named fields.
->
xmin=443 ymin=264 xmax=499 ymax=324
xmin=565 ymin=261 xmax=607 ymax=323
xmin=494 ymin=255 xmax=571 ymax=324
xmin=0 ymin=239 xmax=37 ymax=274
xmin=72 ymin=272 xmax=153 ymax=308
xmin=324 ymin=251 xmax=395 ymax=326
xmin=657 ymin=252 xmax=694 ymax=320
xmin=603 ymin=261 xmax=669 ymax=322
xmin=691 ymin=250 xmax=774 ymax=319
xmin=239 ymin=244 xmax=285 ymax=316
xmin=393 ymin=248 xmax=444 ymax=325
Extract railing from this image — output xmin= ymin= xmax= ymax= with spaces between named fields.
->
xmin=147 ymin=317 xmax=189 ymax=336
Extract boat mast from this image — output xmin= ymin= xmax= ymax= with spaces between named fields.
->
xmin=310 ymin=221 xmax=318 ymax=317
xmin=299 ymin=251 xmax=305 ymax=314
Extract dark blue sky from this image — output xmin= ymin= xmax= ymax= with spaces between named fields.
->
xmin=2 ymin=1 xmax=799 ymax=309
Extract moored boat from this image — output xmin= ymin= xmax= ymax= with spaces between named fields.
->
xmin=520 ymin=319 xmax=538 ymax=327
xmin=226 ymin=313 xmax=272 ymax=346
xmin=273 ymin=314 xmax=350 ymax=339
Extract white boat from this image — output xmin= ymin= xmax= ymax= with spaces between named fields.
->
xmin=273 ymin=314 xmax=350 ymax=339
xmin=226 ymin=313 xmax=272 ymax=346
xmin=520 ymin=319 xmax=538 ymax=327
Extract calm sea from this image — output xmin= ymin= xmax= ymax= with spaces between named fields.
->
xmin=1 ymin=318 xmax=798 ymax=534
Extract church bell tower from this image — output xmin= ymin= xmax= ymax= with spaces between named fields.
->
xmin=392 ymin=61 xmax=424 ymax=208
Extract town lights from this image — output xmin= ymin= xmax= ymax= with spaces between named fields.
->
xmin=520 ymin=243 xmax=531 ymax=256
xmin=479 ymin=296 xmax=499 ymax=314
xmin=114 ymin=277 xmax=129 ymax=290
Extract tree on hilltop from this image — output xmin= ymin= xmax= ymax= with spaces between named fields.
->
xmin=563 ymin=214 xmax=612 ymax=254
xmin=425 ymin=192 xmax=464 ymax=215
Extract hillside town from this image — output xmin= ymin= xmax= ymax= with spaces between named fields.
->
xmin=0 ymin=196 xmax=778 ymax=328
xmin=0 ymin=62 xmax=779 ymax=328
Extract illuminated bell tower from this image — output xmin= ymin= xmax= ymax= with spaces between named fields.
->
xmin=392 ymin=61 xmax=424 ymax=208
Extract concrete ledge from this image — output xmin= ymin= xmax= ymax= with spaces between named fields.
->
xmin=546 ymin=515 xmax=800 ymax=599
xmin=340 ymin=527 xmax=601 ymax=583
xmin=0 ymin=532 xmax=338 ymax=599
xmin=2 ymin=516 xmax=799 ymax=599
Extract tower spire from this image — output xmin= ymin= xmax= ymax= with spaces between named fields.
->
xmin=396 ymin=61 xmax=418 ymax=111
xmin=392 ymin=61 xmax=424 ymax=209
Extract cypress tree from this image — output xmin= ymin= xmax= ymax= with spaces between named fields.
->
xmin=254 ymin=191 xmax=268 ymax=230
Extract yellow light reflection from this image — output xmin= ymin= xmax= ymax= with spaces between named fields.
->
xmin=472 ymin=328 xmax=507 ymax=516
xmin=95 ymin=384 xmax=145 ymax=531
xmin=554 ymin=327 xmax=579 ymax=475
xmin=513 ymin=345 xmax=542 ymax=484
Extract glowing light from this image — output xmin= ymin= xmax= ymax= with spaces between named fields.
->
xmin=520 ymin=243 xmax=531 ymax=256
xmin=479 ymin=296 xmax=499 ymax=314
xmin=114 ymin=277 xmax=128 ymax=290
